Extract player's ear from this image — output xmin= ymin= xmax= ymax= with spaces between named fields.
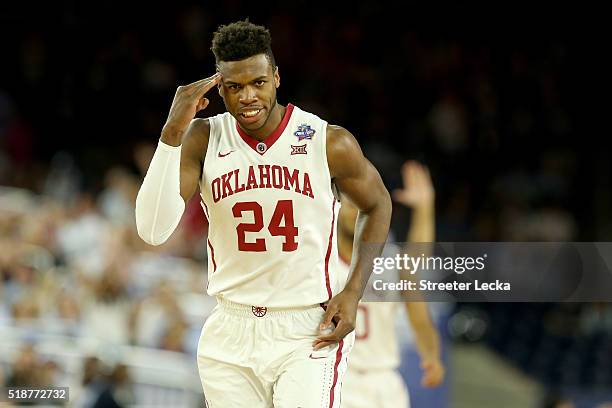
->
xmin=274 ymin=66 xmax=280 ymax=88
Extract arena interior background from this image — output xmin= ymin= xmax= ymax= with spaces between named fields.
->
xmin=1 ymin=3 xmax=603 ymax=407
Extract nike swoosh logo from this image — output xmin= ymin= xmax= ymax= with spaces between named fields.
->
xmin=218 ymin=150 xmax=234 ymax=158
xmin=309 ymin=353 xmax=327 ymax=360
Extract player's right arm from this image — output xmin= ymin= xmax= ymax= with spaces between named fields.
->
xmin=135 ymin=73 xmax=221 ymax=245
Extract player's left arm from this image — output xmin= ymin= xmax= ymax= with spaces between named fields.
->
xmin=395 ymin=161 xmax=445 ymax=387
xmin=314 ymin=125 xmax=392 ymax=350
xmin=405 ymin=302 xmax=445 ymax=387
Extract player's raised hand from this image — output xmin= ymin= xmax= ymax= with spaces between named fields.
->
xmin=420 ymin=357 xmax=445 ymax=387
xmin=392 ymin=161 xmax=434 ymax=210
xmin=313 ymin=290 xmax=359 ymax=350
xmin=162 ymin=73 xmax=222 ymax=143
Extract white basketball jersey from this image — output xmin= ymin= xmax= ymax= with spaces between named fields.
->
xmin=199 ymin=104 xmax=344 ymax=308
xmin=338 ymin=260 xmax=401 ymax=371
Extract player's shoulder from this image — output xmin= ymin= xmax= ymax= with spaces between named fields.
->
xmin=326 ymin=124 xmax=359 ymax=155
xmin=326 ymin=124 xmax=351 ymax=139
xmin=325 ymin=124 xmax=364 ymax=178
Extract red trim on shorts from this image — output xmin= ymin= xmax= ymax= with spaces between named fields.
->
xmin=329 ymin=339 xmax=344 ymax=408
xmin=323 ymin=198 xmax=337 ymax=300
xmin=235 ymin=104 xmax=295 ymax=155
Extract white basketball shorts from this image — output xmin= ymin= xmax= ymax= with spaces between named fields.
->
xmin=342 ymin=368 xmax=410 ymax=408
xmin=197 ymin=298 xmax=354 ymax=407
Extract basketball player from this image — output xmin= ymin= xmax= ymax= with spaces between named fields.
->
xmin=340 ymin=161 xmax=444 ymax=408
xmin=135 ymin=20 xmax=391 ymax=407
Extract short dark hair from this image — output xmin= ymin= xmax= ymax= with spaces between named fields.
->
xmin=211 ymin=20 xmax=276 ymax=68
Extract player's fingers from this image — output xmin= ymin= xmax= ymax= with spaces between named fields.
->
xmin=180 ymin=74 xmax=221 ymax=100
xmin=412 ymin=162 xmax=423 ymax=181
xmin=421 ymin=365 xmax=443 ymax=387
xmin=421 ymin=375 xmax=434 ymax=387
xmin=400 ymin=161 xmax=412 ymax=185
xmin=315 ymin=328 xmax=341 ymax=344
xmin=392 ymin=189 xmax=408 ymax=201
xmin=319 ymin=305 xmax=337 ymax=330
xmin=194 ymin=73 xmax=222 ymax=95
xmin=421 ymin=163 xmax=431 ymax=178
xmin=418 ymin=164 xmax=430 ymax=186
xmin=421 ymin=370 xmax=437 ymax=386
xmin=317 ymin=320 xmax=352 ymax=343
xmin=313 ymin=326 xmax=346 ymax=346
xmin=312 ymin=337 xmax=328 ymax=346
xmin=413 ymin=165 xmax=429 ymax=193
xmin=312 ymin=340 xmax=335 ymax=350
xmin=187 ymin=72 xmax=221 ymax=88
xmin=423 ymin=374 xmax=442 ymax=388
xmin=408 ymin=161 xmax=419 ymax=181
xmin=392 ymin=189 xmax=414 ymax=207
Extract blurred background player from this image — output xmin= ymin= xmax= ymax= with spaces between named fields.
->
xmin=340 ymin=161 xmax=444 ymax=408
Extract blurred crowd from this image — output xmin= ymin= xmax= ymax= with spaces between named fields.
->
xmin=1 ymin=151 xmax=211 ymax=337
xmin=1 ymin=1 xmax=607 ymax=407
xmin=0 ymin=150 xmax=212 ymax=404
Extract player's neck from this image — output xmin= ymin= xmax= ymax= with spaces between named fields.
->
xmin=337 ymin=232 xmax=353 ymax=265
xmin=241 ymin=103 xmax=286 ymax=142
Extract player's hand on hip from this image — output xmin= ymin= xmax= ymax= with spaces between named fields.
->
xmin=420 ymin=357 xmax=445 ymax=388
xmin=392 ymin=161 xmax=434 ymax=210
xmin=162 ymin=72 xmax=222 ymax=141
xmin=313 ymin=290 xmax=359 ymax=350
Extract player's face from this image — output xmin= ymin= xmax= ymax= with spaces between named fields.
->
xmin=217 ymin=54 xmax=280 ymax=132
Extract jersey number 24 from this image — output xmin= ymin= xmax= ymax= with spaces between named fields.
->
xmin=232 ymin=200 xmax=298 ymax=252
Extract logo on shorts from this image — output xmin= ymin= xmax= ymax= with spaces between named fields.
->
xmin=252 ymin=306 xmax=267 ymax=317
xmin=291 ymin=144 xmax=307 ymax=155
xmin=294 ymin=124 xmax=315 ymax=141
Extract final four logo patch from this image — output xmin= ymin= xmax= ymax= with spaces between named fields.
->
xmin=294 ymin=124 xmax=315 ymax=141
